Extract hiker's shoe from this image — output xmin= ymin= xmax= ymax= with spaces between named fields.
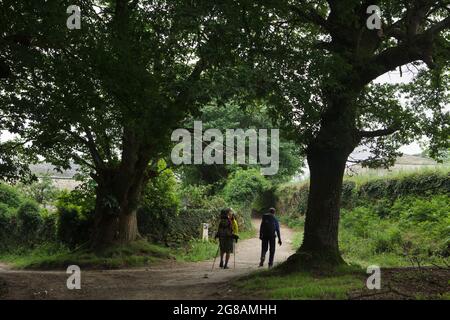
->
xmin=219 ymin=261 xmax=224 ymax=268
xmin=258 ymin=261 xmax=263 ymax=267
xmin=268 ymin=264 xmax=273 ymax=269
xmin=223 ymin=265 xmax=229 ymax=269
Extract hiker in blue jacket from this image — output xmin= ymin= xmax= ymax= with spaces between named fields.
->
xmin=259 ymin=208 xmax=282 ymax=268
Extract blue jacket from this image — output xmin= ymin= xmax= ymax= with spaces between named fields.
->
xmin=260 ymin=213 xmax=281 ymax=239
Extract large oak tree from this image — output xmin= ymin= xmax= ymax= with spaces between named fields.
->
xmin=237 ymin=0 xmax=449 ymax=268
xmin=0 ymin=0 xmax=245 ymax=248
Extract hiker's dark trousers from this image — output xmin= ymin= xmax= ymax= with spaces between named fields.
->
xmin=261 ymin=237 xmax=276 ymax=266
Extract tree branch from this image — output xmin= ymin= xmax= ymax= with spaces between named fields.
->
xmin=424 ymin=15 xmax=450 ymax=36
xmin=63 ymin=128 xmax=105 ymax=170
xmin=173 ymin=58 xmax=208 ymax=108
xmin=72 ymin=154 xmax=96 ymax=170
xmin=358 ymin=126 xmax=400 ymax=138
xmin=363 ymin=2 xmax=450 ymax=83
xmin=362 ymin=13 xmax=450 ymax=84
xmin=362 ymin=44 xmax=424 ymax=84
xmin=289 ymin=3 xmax=328 ymax=30
xmin=82 ymin=126 xmax=106 ymax=169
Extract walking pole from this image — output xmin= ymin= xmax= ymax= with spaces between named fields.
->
xmin=211 ymin=244 xmax=220 ymax=271
xmin=233 ymin=240 xmax=236 ymax=269
xmin=205 ymin=243 xmax=220 ymax=279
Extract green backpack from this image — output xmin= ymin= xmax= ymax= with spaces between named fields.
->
xmin=217 ymin=217 xmax=232 ymax=238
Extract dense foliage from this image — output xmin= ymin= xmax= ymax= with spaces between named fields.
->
xmin=17 ymin=175 xmax=58 ymax=206
xmin=180 ymin=102 xmax=303 ymax=188
xmin=223 ymin=169 xmax=271 ymax=206
xmin=0 ymin=183 xmax=53 ymax=251
xmin=0 ymin=162 xmax=263 ymax=255
xmin=1 ymin=0 xmax=264 ymax=247
xmin=276 ymin=169 xmax=450 ymax=266
xmin=340 ymin=195 xmax=449 ymax=266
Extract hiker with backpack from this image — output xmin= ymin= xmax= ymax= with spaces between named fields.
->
xmin=215 ymin=208 xmax=237 ymax=269
xmin=259 ymin=208 xmax=282 ymax=268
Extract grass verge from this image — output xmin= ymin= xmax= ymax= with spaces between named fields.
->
xmin=235 ymin=265 xmax=450 ymax=300
xmin=0 ymin=240 xmax=174 ymax=269
xmin=234 ymin=265 xmax=365 ymax=300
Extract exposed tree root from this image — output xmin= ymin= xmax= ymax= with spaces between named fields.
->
xmin=276 ymin=250 xmax=346 ymax=273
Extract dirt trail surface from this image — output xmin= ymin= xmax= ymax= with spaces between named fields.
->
xmin=0 ymin=219 xmax=295 ymax=300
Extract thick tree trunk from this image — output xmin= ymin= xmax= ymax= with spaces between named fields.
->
xmin=284 ymin=143 xmax=351 ymax=269
xmin=304 ymin=146 xmax=348 ymax=262
xmin=91 ymin=178 xmax=143 ymax=249
xmin=118 ymin=209 xmax=139 ymax=242
xmin=283 ymin=93 xmax=360 ymax=270
xmin=91 ymin=161 xmax=149 ymax=249
xmin=89 ymin=129 xmax=154 ymax=249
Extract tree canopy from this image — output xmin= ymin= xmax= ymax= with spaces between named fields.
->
xmin=0 ymin=0 xmax=257 ymax=247
xmin=179 ymin=102 xmax=303 ymax=188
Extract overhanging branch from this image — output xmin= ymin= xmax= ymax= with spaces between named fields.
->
xmin=83 ymin=126 xmax=106 ymax=169
xmin=358 ymin=126 xmax=400 ymax=138
xmin=361 ymin=3 xmax=450 ymax=84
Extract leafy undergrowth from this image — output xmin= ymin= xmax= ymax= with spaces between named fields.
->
xmin=280 ymin=194 xmax=450 ymax=268
xmin=0 ymin=240 xmax=174 ymax=270
xmin=339 ymin=195 xmax=450 ymax=267
xmin=234 ymin=265 xmax=366 ymax=300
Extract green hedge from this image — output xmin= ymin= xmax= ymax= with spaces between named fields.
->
xmin=275 ymin=182 xmax=309 ymax=218
xmin=16 ymin=201 xmax=43 ymax=245
xmin=56 ymin=204 xmax=92 ymax=248
xmin=0 ymin=183 xmax=56 ymax=252
xmin=274 ymin=171 xmax=450 ymax=265
xmin=275 ymin=170 xmax=450 ymax=218
xmin=0 ymin=184 xmax=22 ymax=208
xmin=161 ymin=209 xmax=219 ymax=245
xmin=356 ymin=171 xmax=450 ymax=200
xmin=139 ymin=207 xmax=250 ymax=246
xmin=0 ymin=183 xmax=86 ymax=252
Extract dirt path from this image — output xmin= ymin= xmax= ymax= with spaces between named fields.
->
xmin=0 ymin=219 xmax=295 ymax=300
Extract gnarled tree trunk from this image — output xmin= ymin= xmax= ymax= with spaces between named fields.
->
xmin=90 ymin=169 xmax=145 ymax=249
xmin=90 ymin=144 xmax=152 ymax=249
